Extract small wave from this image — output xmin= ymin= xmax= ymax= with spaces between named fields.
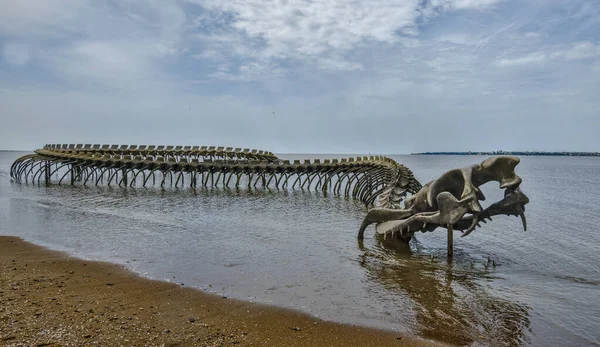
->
xmin=555 ymin=275 xmax=599 ymax=286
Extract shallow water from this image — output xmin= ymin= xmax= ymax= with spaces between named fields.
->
xmin=1 ymin=151 xmax=599 ymax=346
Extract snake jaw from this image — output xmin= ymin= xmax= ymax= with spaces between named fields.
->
xmin=459 ymin=185 xmax=529 ymax=237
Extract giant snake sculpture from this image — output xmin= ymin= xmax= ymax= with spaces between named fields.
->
xmin=11 ymin=144 xmax=529 ymax=255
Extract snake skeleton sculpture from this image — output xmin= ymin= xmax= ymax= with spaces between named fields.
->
xmin=11 ymin=144 xmax=529 ymax=256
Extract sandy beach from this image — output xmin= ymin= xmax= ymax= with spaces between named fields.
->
xmin=0 ymin=236 xmax=445 ymax=346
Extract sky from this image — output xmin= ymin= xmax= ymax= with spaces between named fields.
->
xmin=0 ymin=0 xmax=599 ymax=153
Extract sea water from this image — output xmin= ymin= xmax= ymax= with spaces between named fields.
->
xmin=1 ymin=151 xmax=598 ymax=346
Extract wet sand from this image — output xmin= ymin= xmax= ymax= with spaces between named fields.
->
xmin=0 ymin=236 xmax=445 ymax=346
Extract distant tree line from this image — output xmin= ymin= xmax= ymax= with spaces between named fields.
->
xmin=411 ymin=151 xmax=600 ymax=157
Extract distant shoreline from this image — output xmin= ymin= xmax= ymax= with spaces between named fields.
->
xmin=411 ymin=151 xmax=600 ymax=157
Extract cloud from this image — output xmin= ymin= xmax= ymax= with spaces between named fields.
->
xmin=436 ymin=0 xmax=504 ymax=10
xmin=493 ymin=53 xmax=547 ymax=67
xmin=1 ymin=0 xmax=599 ymax=152
xmin=550 ymin=41 xmax=600 ymax=61
xmin=187 ymin=0 xmax=504 ymax=78
xmin=2 ymin=44 xmax=31 ymax=66
xmin=209 ymin=61 xmax=288 ymax=81
xmin=0 ymin=1 xmax=187 ymax=92
xmin=0 ymin=0 xmax=506 ymax=84
xmin=493 ymin=42 xmax=600 ymax=67
xmin=196 ymin=0 xmax=421 ymax=53
xmin=45 ymin=41 xmax=154 ymax=88
xmin=0 ymin=0 xmax=89 ymax=39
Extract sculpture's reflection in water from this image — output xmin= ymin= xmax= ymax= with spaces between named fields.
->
xmin=358 ymin=239 xmax=531 ymax=346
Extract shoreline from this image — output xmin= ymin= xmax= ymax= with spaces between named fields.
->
xmin=0 ymin=236 xmax=445 ymax=346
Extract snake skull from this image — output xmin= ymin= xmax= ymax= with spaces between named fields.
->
xmin=358 ymin=156 xmax=529 ymax=241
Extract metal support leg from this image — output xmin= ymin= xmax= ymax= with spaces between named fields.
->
xmin=122 ymin=169 xmax=127 ymax=186
xmin=447 ymin=224 xmax=454 ymax=257
xmin=45 ymin=161 xmax=50 ymax=185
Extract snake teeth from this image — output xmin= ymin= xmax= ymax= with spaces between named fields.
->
xmin=460 ymin=217 xmax=479 ymax=238
xmin=520 ymin=211 xmax=527 ymax=231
